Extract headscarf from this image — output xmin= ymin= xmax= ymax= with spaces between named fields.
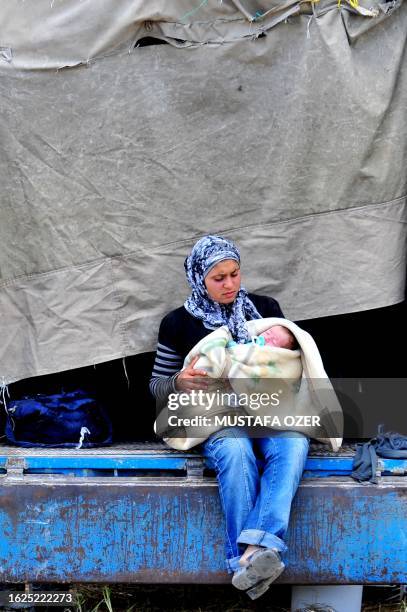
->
xmin=184 ymin=235 xmax=262 ymax=343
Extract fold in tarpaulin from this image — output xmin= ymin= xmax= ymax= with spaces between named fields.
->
xmin=0 ymin=0 xmax=406 ymax=383
xmin=0 ymin=0 xmax=400 ymax=70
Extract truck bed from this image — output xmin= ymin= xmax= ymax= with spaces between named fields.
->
xmin=0 ymin=441 xmax=405 ymax=584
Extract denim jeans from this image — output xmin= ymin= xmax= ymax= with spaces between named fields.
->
xmin=201 ymin=427 xmax=309 ymax=574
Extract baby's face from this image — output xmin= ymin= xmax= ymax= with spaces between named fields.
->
xmin=261 ymin=326 xmax=295 ymax=349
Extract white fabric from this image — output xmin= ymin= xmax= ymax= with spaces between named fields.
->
xmin=155 ymin=318 xmax=343 ymax=450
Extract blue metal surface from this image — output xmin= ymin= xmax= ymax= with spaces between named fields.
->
xmin=0 ymin=447 xmax=405 ymax=584
xmin=0 ymin=469 xmax=405 ymax=584
xmin=0 ymin=455 xmax=190 ymax=471
xmin=1 ymin=454 xmax=406 ymax=477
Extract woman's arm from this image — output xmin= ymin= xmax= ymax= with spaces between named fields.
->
xmin=149 ymin=311 xmax=209 ymax=402
xmin=149 ymin=342 xmax=183 ymax=402
xmin=150 ymin=345 xmax=209 ymax=400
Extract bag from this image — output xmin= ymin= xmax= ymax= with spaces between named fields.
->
xmin=5 ymin=390 xmax=112 ymax=448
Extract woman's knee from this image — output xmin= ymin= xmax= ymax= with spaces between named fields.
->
xmin=203 ymin=429 xmax=256 ymax=468
xmin=260 ymin=433 xmax=309 ymax=465
xmin=293 ymin=434 xmax=310 ymax=459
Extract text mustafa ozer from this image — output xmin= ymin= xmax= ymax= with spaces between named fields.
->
xmin=166 ymin=390 xmax=321 ymax=428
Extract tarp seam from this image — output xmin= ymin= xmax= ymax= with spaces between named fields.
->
xmin=3 ymin=294 xmax=406 ymax=384
xmin=0 ymin=193 xmax=405 ymax=290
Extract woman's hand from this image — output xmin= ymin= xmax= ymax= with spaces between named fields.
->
xmin=174 ymin=356 xmax=209 ymax=392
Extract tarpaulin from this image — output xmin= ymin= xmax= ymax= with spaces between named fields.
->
xmin=0 ymin=0 xmax=406 ymax=383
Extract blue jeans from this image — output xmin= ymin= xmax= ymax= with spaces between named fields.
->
xmin=202 ymin=427 xmax=309 ymax=574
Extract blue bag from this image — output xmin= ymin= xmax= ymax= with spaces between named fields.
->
xmin=5 ymin=390 xmax=112 ymax=448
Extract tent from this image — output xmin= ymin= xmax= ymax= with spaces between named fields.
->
xmin=0 ymin=0 xmax=406 ymax=384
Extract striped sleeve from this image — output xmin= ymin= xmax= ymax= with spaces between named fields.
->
xmin=149 ymin=342 xmax=183 ymax=402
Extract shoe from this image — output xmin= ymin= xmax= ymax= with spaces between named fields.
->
xmin=231 ymin=548 xmax=285 ymax=591
xmin=246 ymin=575 xmax=276 ymax=600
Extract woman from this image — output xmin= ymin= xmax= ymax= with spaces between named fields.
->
xmin=149 ymin=235 xmax=309 ymax=599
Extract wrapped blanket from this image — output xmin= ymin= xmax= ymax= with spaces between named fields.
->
xmin=154 ymin=318 xmax=343 ymax=451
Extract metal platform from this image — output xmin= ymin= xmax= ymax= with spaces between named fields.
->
xmin=0 ymin=440 xmax=405 ymax=584
xmin=0 ymin=441 xmax=405 ymax=478
xmin=0 ymin=440 xmax=358 ymax=455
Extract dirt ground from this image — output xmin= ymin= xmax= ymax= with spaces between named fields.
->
xmin=71 ymin=583 xmax=406 ymax=612
xmin=1 ymin=582 xmax=405 ymax=611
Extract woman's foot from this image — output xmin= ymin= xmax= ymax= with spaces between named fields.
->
xmin=232 ymin=547 xmax=285 ymax=591
xmin=238 ymin=544 xmax=262 ymax=566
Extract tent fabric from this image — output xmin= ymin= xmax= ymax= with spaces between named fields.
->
xmin=0 ymin=0 xmax=393 ymax=70
xmin=0 ymin=0 xmax=406 ymax=383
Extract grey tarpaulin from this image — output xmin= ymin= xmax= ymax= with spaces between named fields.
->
xmin=0 ymin=0 xmax=406 ymax=383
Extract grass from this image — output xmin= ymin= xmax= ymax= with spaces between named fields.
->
xmin=67 ymin=584 xmax=406 ymax=612
xmin=2 ymin=584 xmax=403 ymax=611
xmin=70 ymin=583 xmax=290 ymax=611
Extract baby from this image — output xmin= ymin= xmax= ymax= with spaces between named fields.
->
xmin=228 ymin=325 xmax=297 ymax=350
xmin=257 ymin=325 xmax=297 ymax=349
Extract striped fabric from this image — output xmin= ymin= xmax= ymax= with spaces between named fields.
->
xmin=149 ymin=342 xmax=183 ymax=401
xmin=150 ymin=295 xmax=285 ymax=407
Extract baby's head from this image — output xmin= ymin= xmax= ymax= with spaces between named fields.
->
xmin=260 ymin=325 xmax=296 ymax=349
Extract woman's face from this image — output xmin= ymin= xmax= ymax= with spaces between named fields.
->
xmin=204 ymin=259 xmax=241 ymax=304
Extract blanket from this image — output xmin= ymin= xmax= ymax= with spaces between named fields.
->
xmin=351 ymin=432 xmax=407 ymax=483
xmin=154 ymin=318 xmax=343 ymax=451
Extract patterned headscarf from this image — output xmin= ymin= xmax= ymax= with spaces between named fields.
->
xmin=184 ymin=235 xmax=262 ymax=343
